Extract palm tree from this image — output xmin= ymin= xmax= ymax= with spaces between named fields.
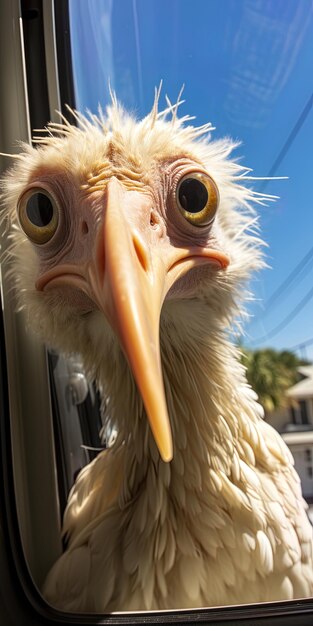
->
xmin=240 ymin=347 xmax=302 ymax=414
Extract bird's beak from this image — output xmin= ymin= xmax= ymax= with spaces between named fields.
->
xmin=91 ymin=179 xmax=173 ymax=461
xmin=90 ymin=178 xmax=229 ymax=462
xmin=93 ymin=179 xmax=173 ymax=461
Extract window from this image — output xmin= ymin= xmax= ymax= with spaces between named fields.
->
xmin=300 ymin=400 xmax=309 ymax=425
xmin=304 ymin=448 xmax=313 ymax=481
xmin=292 ymin=400 xmax=310 ymax=426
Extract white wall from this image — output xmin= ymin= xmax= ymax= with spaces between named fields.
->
xmin=288 ymin=444 xmax=313 ymax=499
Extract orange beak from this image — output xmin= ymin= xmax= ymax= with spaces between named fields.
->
xmin=90 ymin=178 xmax=229 ymax=462
xmin=97 ymin=180 xmax=172 ymax=461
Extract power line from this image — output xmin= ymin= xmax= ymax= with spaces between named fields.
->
xmin=248 ymin=92 xmax=313 ymax=328
xmin=258 ymin=91 xmax=313 ymax=193
xmin=290 ymin=337 xmax=313 ymax=351
xmin=290 ymin=337 xmax=313 ymax=361
xmin=250 ymin=284 xmax=313 ymax=345
xmin=253 ymin=244 xmax=313 ymax=319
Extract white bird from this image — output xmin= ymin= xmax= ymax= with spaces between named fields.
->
xmin=1 ymin=91 xmax=312 ymax=613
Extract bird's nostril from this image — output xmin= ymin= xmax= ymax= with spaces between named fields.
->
xmin=81 ymin=220 xmax=89 ymax=235
xmin=132 ymin=233 xmax=149 ymax=272
xmin=150 ymin=211 xmax=158 ymax=228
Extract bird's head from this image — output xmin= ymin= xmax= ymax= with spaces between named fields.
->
xmin=1 ymin=93 xmax=266 ymax=462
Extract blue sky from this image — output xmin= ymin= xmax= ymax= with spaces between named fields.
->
xmin=69 ymin=0 xmax=313 ymax=361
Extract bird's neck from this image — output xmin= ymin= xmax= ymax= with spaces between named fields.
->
xmin=106 ymin=301 xmax=264 ymax=506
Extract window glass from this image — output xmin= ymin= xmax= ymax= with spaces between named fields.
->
xmin=35 ymin=0 xmax=313 ymax=616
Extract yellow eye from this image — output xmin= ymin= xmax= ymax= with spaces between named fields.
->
xmin=17 ymin=188 xmax=59 ymax=244
xmin=176 ymin=172 xmax=219 ymax=227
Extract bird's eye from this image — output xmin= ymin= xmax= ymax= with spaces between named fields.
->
xmin=176 ymin=172 xmax=219 ymax=227
xmin=17 ymin=188 xmax=59 ymax=244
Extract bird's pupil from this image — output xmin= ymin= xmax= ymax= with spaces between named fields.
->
xmin=26 ymin=193 xmax=54 ymax=227
xmin=179 ymin=178 xmax=208 ymax=213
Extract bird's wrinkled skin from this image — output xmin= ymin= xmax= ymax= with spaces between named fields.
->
xmin=1 ymin=92 xmax=313 ymax=612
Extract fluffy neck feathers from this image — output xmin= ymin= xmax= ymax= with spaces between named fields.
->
xmin=88 ymin=298 xmax=273 ymax=503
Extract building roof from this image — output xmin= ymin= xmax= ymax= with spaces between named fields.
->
xmin=286 ymin=365 xmax=313 ymax=400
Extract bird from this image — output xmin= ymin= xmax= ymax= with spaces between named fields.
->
xmin=1 ymin=89 xmax=313 ymax=613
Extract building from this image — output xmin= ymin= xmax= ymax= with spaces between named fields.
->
xmin=281 ymin=366 xmax=313 ymax=501
xmin=281 ymin=430 xmax=313 ymax=500
xmin=286 ymin=365 xmax=313 ymax=428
